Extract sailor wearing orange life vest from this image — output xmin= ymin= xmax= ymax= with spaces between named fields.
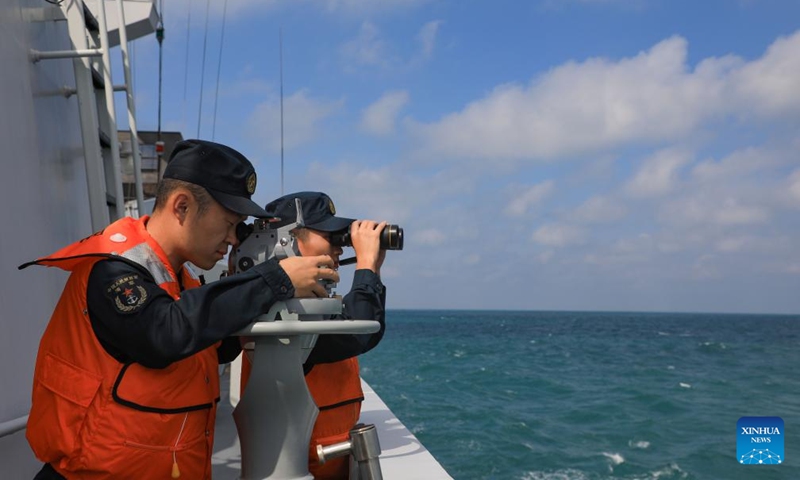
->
xmin=241 ymin=191 xmax=387 ymax=480
xmin=22 ymin=140 xmax=340 ymax=480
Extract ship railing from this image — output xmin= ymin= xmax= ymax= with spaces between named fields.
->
xmin=29 ymin=0 xmax=153 ymax=230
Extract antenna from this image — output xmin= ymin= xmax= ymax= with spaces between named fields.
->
xmin=212 ymin=0 xmax=229 ymax=140
xmin=197 ymin=0 xmax=212 ymax=138
xmin=280 ymin=27 xmax=284 ymax=195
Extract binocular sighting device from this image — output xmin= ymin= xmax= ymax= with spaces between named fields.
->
xmin=233 ymin=199 xmax=403 ymax=277
xmin=330 ymin=224 xmax=404 ymax=251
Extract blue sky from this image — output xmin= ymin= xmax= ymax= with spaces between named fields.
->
xmin=120 ymin=0 xmax=800 ymax=313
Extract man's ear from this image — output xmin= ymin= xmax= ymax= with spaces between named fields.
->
xmin=172 ymin=191 xmax=191 ymax=224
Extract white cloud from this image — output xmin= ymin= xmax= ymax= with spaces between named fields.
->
xmin=412 ymin=31 xmax=800 ymax=162
xmin=245 ymin=90 xmax=343 ymax=152
xmin=360 ymin=90 xmax=410 ymax=136
xmin=340 ymin=20 xmax=444 ymax=71
xmin=691 ymin=146 xmax=782 ymax=182
xmin=415 ymin=228 xmax=446 ymax=246
xmin=531 ymin=223 xmax=585 ymax=247
xmin=165 ymin=0 xmax=428 ymax=18
xmin=463 ymin=253 xmax=481 ymax=265
xmin=340 ymin=22 xmax=391 ymax=68
xmin=303 ymin=162 xmax=473 ymax=224
xmin=625 ymin=148 xmax=691 ymax=198
xmin=416 ymin=20 xmax=442 ymax=59
xmin=571 ymin=195 xmax=627 ymax=224
xmin=715 ymin=235 xmax=790 ymax=254
xmin=731 ymin=31 xmax=800 ymax=117
xmin=692 ymin=254 xmax=721 ymax=279
xmin=322 ymin=0 xmax=430 ymax=14
xmin=504 ymin=180 xmax=555 ymax=216
xmin=660 ymin=194 xmax=770 ymax=227
xmin=583 ymin=233 xmax=655 ymax=267
xmin=714 ymin=198 xmax=770 ymax=225
xmin=788 ymin=169 xmax=800 ymax=206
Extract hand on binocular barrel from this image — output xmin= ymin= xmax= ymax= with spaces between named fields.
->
xmin=279 ymin=255 xmax=340 ymax=298
xmin=350 ymin=220 xmax=387 ymax=273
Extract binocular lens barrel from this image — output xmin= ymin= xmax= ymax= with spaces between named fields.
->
xmin=331 ymin=224 xmax=404 ymax=251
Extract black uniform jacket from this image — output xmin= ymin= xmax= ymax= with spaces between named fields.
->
xmin=86 ymin=259 xmax=385 ymax=369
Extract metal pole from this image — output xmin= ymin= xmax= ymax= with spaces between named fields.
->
xmin=279 ymin=27 xmax=284 ymax=195
xmin=115 ymin=0 xmax=145 ymax=216
xmin=0 ymin=415 xmax=28 ymax=439
xmin=30 ymin=48 xmax=103 ymax=62
xmin=94 ymin=0 xmax=125 ymax=219
xmin=61 ymin=0 xmax=110 ymax=230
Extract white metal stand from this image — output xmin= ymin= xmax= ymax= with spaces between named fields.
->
xmin=233 ymin=298 xmax=379 ymax=480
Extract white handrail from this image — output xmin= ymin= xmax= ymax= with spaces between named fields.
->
xmin=30 ymin=48 xmax=102 ymax=62
xmin=94 ymin=0 xmax=125 ymax=220
xmin=115 ymin=0 xmax=145 ymax=217
xmin=0 ymin=415 xmax=28 ymax=438
xmin=62 ymin=0 xmax=111 ymax=231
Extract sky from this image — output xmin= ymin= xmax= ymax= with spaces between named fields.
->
xmin=118 ymin=0 xmax=800 ymax=313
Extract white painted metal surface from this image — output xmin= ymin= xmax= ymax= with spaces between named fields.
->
xmin=1 ymin=2 xmax=453 ymax=478
xmin=1 ymin=0 xmax=96 ymax=476
xmin=359 ymin=381 xmax=454 ymax=480
xmin=212 ymin=375 xmax=453 ymax=480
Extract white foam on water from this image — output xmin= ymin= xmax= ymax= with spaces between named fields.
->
xmin=628 ymin=439 xmax=651 ymax=449
xmin=602 ymin=452 xmax=625 ymax=465
xmin=630 ymin=462 xmax=689 ymax=479
xmin=519 ymin=469 xmax=589 ymax=480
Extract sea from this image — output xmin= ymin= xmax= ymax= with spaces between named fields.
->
xmin=358 ymin=310 xmax=800 ymax=480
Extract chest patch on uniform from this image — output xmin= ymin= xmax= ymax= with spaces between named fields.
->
xmin=106 ymin=273 xmax=149 ymax=314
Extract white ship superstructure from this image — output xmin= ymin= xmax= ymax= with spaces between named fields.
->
xmin=0 ymin=1 xmax=451 ymax=478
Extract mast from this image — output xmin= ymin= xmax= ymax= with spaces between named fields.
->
xmin=280 ymin=27 xmax=284 ymax=195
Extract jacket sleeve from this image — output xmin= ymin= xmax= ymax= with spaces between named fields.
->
xmin=87 ymin=258 xmax=294 ymax=368
xmin=304 ymin=269 xmax=386 ymax=367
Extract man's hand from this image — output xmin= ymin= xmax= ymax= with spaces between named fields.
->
xmin=279 ymin=255 xmax=339 ymax=298
xmin=349 ymin=220 xmax=387 ymax=274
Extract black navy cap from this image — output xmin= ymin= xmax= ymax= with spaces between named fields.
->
xmin=266 ymin=191 xmax=354 ymax=232
xmin=163 ymin=139 xmax=271 ymax=218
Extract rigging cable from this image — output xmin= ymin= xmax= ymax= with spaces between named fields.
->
xmin=280 ymin=27 xmax=284 ymax=195
xmin=196 ymin=0 xmax=212 ymax=138
xmin=182 ymin=0 xmax=193 ymax=134
xmin=156 ymin=0 xmax=165 ymax=180
xmin=211 ymin=0 xmax=229 ymax=141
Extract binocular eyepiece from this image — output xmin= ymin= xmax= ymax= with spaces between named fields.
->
xmin=330 ymin=224 xmax=404 ymax=251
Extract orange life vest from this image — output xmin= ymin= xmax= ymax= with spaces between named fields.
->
xmin=239 ymin=355 xmax=364 ymax=480
xmin=306 ymin=358 xmax=364 ymax=480
xmin=24 ymin=216 xmax=220 ymax=480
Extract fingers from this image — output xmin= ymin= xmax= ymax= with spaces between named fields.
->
xmin=278 ymin=255 xmax=339 ymax=298
xmin=314 ymin=255 xmax=335 ymax=268
xmin=309 ymin=282 xmax=329 ymax=298
xmin=351 ymin=219 xmax=385 ymax=234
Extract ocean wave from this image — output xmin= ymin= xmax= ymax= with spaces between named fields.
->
xmin=601 ymin=452 xmax=625 ymax=465
xmin=628 ymin=439 xmax=651 ymax=449
xmin=697 ymin=341 xmax=730 ymax=352
xmin=519 ymin=469 xmax=589 ymax=480
xmin=630 ymin=462 xmax=688 ymax=479
xmin=518 ymin=463 xmax=688 ymax=480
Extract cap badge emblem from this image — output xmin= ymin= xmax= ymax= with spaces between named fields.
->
xmin=329 ymin=200 xmax=336 ymax=215
xmin=246 ymin=173 xmax=257 ymax=194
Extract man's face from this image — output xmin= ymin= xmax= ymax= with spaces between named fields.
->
xmin=183 ymin=198 xmax=245 ymax=270
xmin=296 ymin=229 xmax=344 ymax=267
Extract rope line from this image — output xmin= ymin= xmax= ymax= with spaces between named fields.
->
xmin=211 ymin=0 xmax=229 ymax=141
xmin=196 ymin=0 xmax=212 ymax=138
